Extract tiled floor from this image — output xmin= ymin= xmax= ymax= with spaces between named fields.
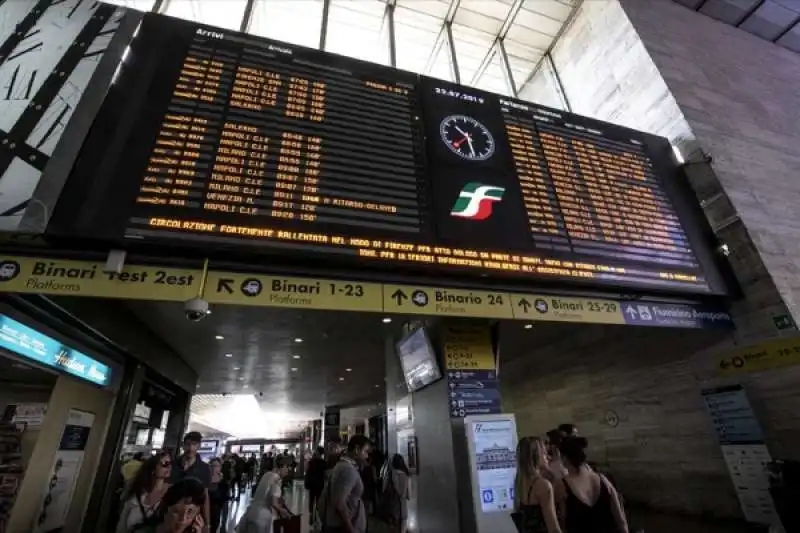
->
xmin=217 ymin=480 xmax=388 ymax=533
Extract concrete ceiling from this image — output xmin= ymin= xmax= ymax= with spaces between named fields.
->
xmin=672 ymin=0 xmax=800 ymax=53
xmin=125 ymin=300 xmax=394 ymax=436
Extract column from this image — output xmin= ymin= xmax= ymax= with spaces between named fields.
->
xmin=323 ymin=406 xmax=341 ymax=445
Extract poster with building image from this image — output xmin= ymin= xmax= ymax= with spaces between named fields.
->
xmin=34 ymin=409 xmax=94 ymax=533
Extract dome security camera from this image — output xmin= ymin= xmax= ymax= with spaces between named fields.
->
xmin=184 ymin=297 xmax=209 ymax=322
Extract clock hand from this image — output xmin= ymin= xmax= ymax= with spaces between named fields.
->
xmin=455 ymin=125 xmax=469 ymax=137
xmin=452 ymin=137 xmax=469 ymax=148
xmin=466 ymin=135 xmax=476 ymax=157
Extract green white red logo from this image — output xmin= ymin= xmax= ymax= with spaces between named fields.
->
xmin=450 ymin=182 xmax=505 ymax=220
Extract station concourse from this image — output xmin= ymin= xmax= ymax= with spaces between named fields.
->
xmin=0 ymin=0 xmax=798 ymax=532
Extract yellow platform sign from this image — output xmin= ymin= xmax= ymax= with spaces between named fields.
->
xmin=443 ymin=325 xmax=495 ymax=370
xmin=206 ymin=272 xmax=383 ymax=312
xmin=509 ymin=294 xmax=626 ymax=324
xmin=383 ymin=284 xmax=514 ymax=319
xmin=717 ymin=336 xmax=800 ymax=375
xmin=0 ymin=256 xmax=201 ymax=301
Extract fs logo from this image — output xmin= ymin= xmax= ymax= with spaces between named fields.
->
xmin=450 ymin=183 xmax=505 ymax=220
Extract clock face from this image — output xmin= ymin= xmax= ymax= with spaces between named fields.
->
xmin=439 ymin=115 xmax=495 ymax=161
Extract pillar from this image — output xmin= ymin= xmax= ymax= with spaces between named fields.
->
xmin=322 ymin=406 xmax=340 ymax=444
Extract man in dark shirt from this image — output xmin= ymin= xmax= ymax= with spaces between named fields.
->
xmin=172 ymin=431 xmax=212 ymax=531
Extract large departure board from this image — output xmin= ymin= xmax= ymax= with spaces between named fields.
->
xmin=49 ymin=14 xmax=727 ymax=296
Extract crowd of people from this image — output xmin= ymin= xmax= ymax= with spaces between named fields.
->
xmin=513 ymin=423 xmax=629 ymax=533
xmin=114 ymin=431 xmax=303 ymax=533
xmin=111 ymin=424 xmax=631 ymax=533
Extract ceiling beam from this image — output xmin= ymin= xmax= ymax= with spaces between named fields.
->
xmin=240 ymin=0 xmax=256 ymax=33
xmin=517 ymin=0 xmax=584 ymax=95
xmin=735 ymin=0 xmax=766 ymax=27
xmin=694 ymin=0 xmax=710 ymax=12
xmin=469 ymin=0 xmax=524 ymax=87
xmin=386 ymin=1 xmax=397 ymax=68
xmin=445 ymin=22 xmax=461 ymax=83
xmin=151 ymin=0 xmax=165 ymax=13
xmin=772 ymin=13 xmax=800 ymax=42
xmin=498 ymin=39 xmax=518 ymax=97
xmin=319 ymin=0 xmax=331 ymax=50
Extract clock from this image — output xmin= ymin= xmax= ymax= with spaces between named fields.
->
xmin=439 ymin=114 xmax=495 ymax=161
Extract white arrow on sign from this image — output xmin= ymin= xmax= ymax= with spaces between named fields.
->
xmin=624 ymin=305 xmax=638 ymax=319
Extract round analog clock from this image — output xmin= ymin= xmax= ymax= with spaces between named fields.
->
xmin=439 ymin=114 xmax=495 ymax=161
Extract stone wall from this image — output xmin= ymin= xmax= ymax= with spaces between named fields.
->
xmin=619 ymin=0 xmax=800 ymax=323
xmin=500 ymin=322 xmax=800 ymax=519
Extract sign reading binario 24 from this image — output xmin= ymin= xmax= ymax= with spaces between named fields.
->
xmin=0 ymin=315 xmax=111 ymax=386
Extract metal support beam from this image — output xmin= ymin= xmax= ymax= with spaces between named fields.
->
xmin=498 ymin=39 xmax=517 ymax=97
xmin=694 ymin=0 xmax=710 ymax=11
xmin=547 ymin=52 xmax=571 ymax=111
xmin=735 ymin=0 xmax=765 ymax=27
xmin=319 ymin=0 xmax=331 ymax=50
xmin=469 ymin=0 xmax=523 ymax=87
xmin=386 ymin=2 xmax=397 ymax=68
xmin=445 ymin=22 xmax=460 ymax=83
xmin=470 ymin=42 xmax=496 ymax=86
xmin=240 ymin=0 xmax=256 ymax=33
xmin=152 ymin=0 xmax=166 ymax=13
xmin=773 ymin=14 xmax=800 ymax=43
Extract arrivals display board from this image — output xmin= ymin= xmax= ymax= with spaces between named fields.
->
xmin=49 ymin=14 xmax=726 ymax=295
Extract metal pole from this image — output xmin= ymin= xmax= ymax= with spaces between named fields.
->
xmin=153 ymin=0 xmax=167 ymax=13
xmin=319 ymin=0 xmax=331 ymax=50
xmin=547 ymin=52 xmax=571 ymax=112
xmin=445 ymin=22 xmax=460 ymax=84
xmin=498 ymin=39 xmax=517 ymax=97
xmin=240 ymin=0 xmax=256 ymax=33
xmin=387 ymin=2 xmax=397 ymax=68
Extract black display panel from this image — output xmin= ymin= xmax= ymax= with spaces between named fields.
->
xmin=49 ymin=14 xmax=727 ymax=296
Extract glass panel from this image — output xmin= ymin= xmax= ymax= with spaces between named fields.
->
xmin=429 ymin=41 xmax=454 ymax=82
xmin=102 ymin=0 xmax=158 ymax=11
xmin=248 ymin=0 xmax=324 ymax=49
xmin=325 ymin=0 xmax=389 ymax=65
xmin=451 ymin=23 xmax=494 ymax=83
xmin=394 ymin=5 xmax=442 ymax=73
xmin=474 ymin=50 xmax=511 ymax=96
xmin=396 ymin=0 xmax=451 ymax=20
xmin=518 ymin=58 xmax=566 ymax=110
xmin=163 ymin=0 xmax=248 ymax=31
xmin=453 ymin=4 xmax=507 ymax=35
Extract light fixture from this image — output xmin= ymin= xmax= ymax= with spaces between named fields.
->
xmin=339 ymin=377 xmax=345 ymax=381
xmin=524 ymin=324 xmax=533 ymax=330
xmin=291 ymin=367 xmax=298 ymax=372
xmin=292 ymin=355 xmax=301 ymax=359
xmin=233 ymin=367 xmax=240 ymax=370
xmin=374 ymin=384 xmax=380 ymax=388
xmin=225 ymin=353 xmax=233 ymax=358
xmin=238 ymin=377 xmax=244 ymax=381
xmin=243 ymin=384 xmax=249 ymax=389
xmin=382 ymin=317 xmax=392 ymax=324
xmin=345 ymin=368 xmax=352 ymax=372
xmin=215 ymin=335 xmax=224 ymax=340
xmin=205 ymin=309 xmax=212 ymax=315
xmin=294 ymin=338 xmax=303 ymax=343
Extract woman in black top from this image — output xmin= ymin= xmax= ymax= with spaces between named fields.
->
xmin=513 ymin=437 xmax=561 ymax=533
xmin=554 ymin=437 xmax=628 ymax=533
xmin=208 ymin=458 xmax=228 ymax=533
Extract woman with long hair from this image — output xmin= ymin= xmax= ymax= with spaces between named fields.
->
xmin=382 ymin=454 xmax=410 ymax=533
xmin=117 ymin=451 xmax=173 ymax=533
xmin=513 ymin=437 xmax=562 ymax=533
xmin=132 ymin=477 xmax=206 ymax=533
xmin=553 ymin=437 xmax=628 ymax=533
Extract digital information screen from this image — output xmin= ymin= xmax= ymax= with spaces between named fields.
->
xmin=51 ymin=14 xmax=726 ymax=296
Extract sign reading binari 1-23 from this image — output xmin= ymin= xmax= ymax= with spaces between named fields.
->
xmin=48 ymin=13 xmax=727 ymax=295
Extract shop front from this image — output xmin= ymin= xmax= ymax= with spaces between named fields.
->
xmin=0 ymin=304 xmax=123 ymax=533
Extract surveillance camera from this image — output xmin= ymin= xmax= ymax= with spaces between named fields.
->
xmin=184 ymin=297 xmax=209 ymax=322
